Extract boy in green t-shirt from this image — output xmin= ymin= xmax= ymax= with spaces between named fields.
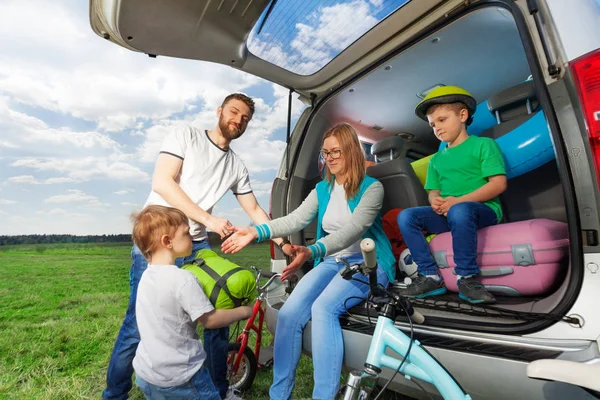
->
xmin=397 ymin=86 xmax=507 ymax=304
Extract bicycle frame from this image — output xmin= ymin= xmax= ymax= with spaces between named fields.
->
xmin=362 ymin=314 xmax=471 ymax=400
xmin=229 ymin=270 xmax=283 ymax=376
xmin=340 ymin=239 xmax=471 ymax=400
xmin=230 ymin=294 xmax=266 ymax=373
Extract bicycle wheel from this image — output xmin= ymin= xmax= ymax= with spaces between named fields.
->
xmin=227 ymin=342 xmax=258 ymax=391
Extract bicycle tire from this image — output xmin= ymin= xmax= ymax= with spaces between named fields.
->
xmin=227 ymin=342 xmax=258 ymax=391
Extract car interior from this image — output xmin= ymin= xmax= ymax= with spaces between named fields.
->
xmin=285 ymin=6 xmax=572 ymax=330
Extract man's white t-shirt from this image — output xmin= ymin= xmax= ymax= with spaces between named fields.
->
xmin=133 ymin=264 xmax=215 ymax=387
xmin=322 ymin=181 xmax=363 ymax=258
xmin=144 ymin=125 xmax=253 ymax=241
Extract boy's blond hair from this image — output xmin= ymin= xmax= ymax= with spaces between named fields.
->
xmin=425 ymin=101 xmax=469 ymax=119
xmin=131 ymin=205 xmax=188 ymax=260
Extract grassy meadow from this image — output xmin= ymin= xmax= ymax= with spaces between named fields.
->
xmin=0 ymin=242 xmax=314 ymax=400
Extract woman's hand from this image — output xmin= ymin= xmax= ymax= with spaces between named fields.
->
xmin=281 ymin=245 xmax=312 ymax=281
xmin=221 ymin=226 xmax=258 ymax=254
xmin=280 ymin=243 xmax=296 ymax=257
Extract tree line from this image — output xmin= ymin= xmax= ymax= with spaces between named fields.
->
xmin=0 ymin=232 xmax=228 ymax=246
xmin=0 ymin=234 xmax=132 ymax=246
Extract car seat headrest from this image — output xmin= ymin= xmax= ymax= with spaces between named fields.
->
xmin=487 ymin=81 xmax=539 ymax=124
xmin=371 ymin=136 xmax=405 ymax=162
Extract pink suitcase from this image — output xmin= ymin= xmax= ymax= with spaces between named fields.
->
xmin=428 ymin=219 xmax=569 ymax=296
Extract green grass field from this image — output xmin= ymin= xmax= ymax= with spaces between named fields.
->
xmin=0 ymin=243 xmax=314 ymax=400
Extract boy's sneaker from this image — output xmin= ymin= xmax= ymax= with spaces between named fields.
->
xmin=457 ymin=276 xmax=496 ymax=304
xmin=224 ymin=388 xmax=244 ymax=400
xmin=396 ymin=274 xmax=447 ymax=298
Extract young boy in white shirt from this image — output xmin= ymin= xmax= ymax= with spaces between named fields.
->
xmin=130 ymin=205 xmax=253 ymax=400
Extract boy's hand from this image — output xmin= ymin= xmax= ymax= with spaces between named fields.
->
xmin=431 ymin=196 xmax=445 ymax=215
xmin=439 ymin=196 xmax=460 ymax=215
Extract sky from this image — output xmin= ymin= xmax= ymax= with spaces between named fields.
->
xmin=0 ymin=0 xmax=406 ymax=235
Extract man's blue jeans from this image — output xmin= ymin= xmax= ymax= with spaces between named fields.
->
xmin=136 ymin=366 xmax=220 ymax=400
xmin=397 ymin=202 xmax=498 ymax=277
xmin=269 ymin=254 xmax=389 ymax=400
xmin=103 ymin=240 xmax=230 ymax=399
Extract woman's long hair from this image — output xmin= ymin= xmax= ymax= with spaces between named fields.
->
xmin=322 ymin=123 xmax=366 ymax=200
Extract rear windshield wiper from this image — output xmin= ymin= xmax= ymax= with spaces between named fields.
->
xmin=256 ymin=0 xmax=279 ymax=35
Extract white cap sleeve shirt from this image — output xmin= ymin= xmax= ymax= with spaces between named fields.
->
xmin=133 ymin=265 xmax=215 ymax=387
xmin=321 ymin=181 xmax=362 ymax=258
xmin=144 ymin=125 xmax=253 ymax=241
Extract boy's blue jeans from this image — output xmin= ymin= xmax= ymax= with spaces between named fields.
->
xmin=397 ymin=202 xmax=498 ymax=277
xmin=269 ymin=254 xmax=389 ymax=400
xmin=135 ymin=365 xmax=220 ymax=400
xmin=103 ymin=240 xmax=231 ymax=400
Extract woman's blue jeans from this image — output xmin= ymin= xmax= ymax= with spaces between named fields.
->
xmin=269 ymin=254 xmax=389 ymax=400
xmin=397 ymin=202 xmax=498 ymax=277
xmin=103 ymin=240 xmax=232 ymax=399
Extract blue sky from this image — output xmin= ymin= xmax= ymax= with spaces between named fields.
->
xmin=0 ymin=0 xmax=406 ymax=235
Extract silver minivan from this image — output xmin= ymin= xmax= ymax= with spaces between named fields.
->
xmin=90 ymin=0 xmax=600 ymax=398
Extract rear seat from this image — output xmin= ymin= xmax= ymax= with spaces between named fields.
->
xmin=366 ymin=136 xmax=429 ymax=214
xmin=428 ymin=82 xmax=569 ymax=297
xmin=482 ymin=81 xmax=566 ymax=222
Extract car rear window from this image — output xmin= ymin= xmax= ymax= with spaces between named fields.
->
xmin=247 ymin=0 xmax=411 ymax=76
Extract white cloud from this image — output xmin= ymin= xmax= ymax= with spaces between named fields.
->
xmin=0 ymin=199 xmax=17 ymax=205
xmin=249 ymin=181 xmax=275 ymax=198
xmin=114 ymin=189 xmax=134 ymax=195
xmin=44 ymin=190 xmax=95 ymax=204
xmin=36 ymin=208 xmax=92 ymax=219
xmin=0 ymin=97 xmax=122 ymax=157
xmin=0 ymin=1 xmax=261 ymax=132
xmin=291 ymin=1 xmax=378 ymax=66
xmin=121 ymin=202 xmax=141 ymax=207
xmin=8 ymin=175 xmax=78 ymax=185
xmin=12 ymin=158 xmax=149 ymax=182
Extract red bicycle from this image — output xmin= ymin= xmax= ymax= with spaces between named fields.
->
xmin=226 ymin=266 xmax=295 ymax=391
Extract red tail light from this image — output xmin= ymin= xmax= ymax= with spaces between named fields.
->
xmin=571 ymin=49 xmax=600 ymax=186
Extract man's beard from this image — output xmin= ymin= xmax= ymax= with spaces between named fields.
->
xmin=219 ymin=115 xmax=245 ymax=141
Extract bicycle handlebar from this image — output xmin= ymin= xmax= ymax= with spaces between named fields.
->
xmin=340 ymin=239 xmax=425 ymax=324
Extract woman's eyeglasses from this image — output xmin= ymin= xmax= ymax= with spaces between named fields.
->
xmin=320 ymin=149 xmax=342 ymax=160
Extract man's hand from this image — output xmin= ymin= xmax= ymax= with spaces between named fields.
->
xmin=281 ymin=245 xmax=312 ymax=281
xmin=439 ymin=196 xmax=460 ymax=216
xmin=204 ymin=216 xmax=233 ymax=239
xmin=431 ymin=196 xmax=445 ymax=215
xmin=221 ymin=226 xmax=258 ymax=254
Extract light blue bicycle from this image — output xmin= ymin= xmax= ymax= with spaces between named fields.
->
xmin=338 ymin=239 xmax=472 ymax=400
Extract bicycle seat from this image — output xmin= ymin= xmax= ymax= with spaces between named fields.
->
xmin=527 ymin=358 xmax=600 ymax=391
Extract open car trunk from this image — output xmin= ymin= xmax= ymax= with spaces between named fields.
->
xmin=277 ymin=0 xmax=585 ymax=336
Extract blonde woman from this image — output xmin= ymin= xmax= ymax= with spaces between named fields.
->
xmin=222 ymin=123 xmax=395 ymax=399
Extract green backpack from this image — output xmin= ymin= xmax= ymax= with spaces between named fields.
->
xmin=181 ymin=249 xmax=256 ymax=309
